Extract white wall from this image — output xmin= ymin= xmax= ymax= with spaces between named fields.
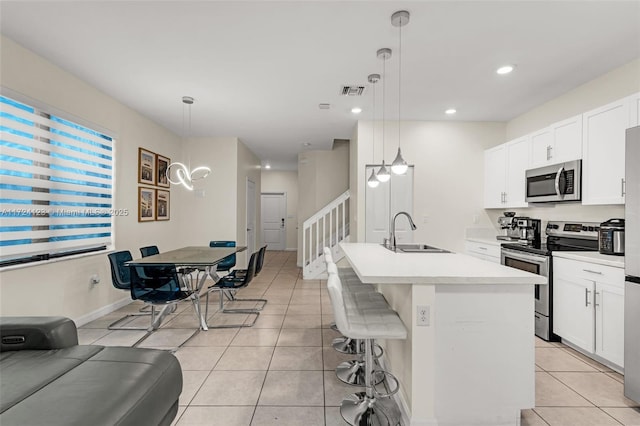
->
xmin=261 ymin=170 xmax=298 ymax=250
xmin=0 ymin=36 xmax=183 ymax=322
xmin=176 ymin=137 xmax=238 ymax=247
xmin=236 ymin=139 xmax=262 ymax=266
xmin=354 ymin=120 xmax=506 ymax=253
xmin=297 ymin=141 xmax=350 ymax=264
xmin=486 ymin=58 xmax=640 ymax=229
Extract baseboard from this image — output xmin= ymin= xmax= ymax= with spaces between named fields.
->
xmin=73 ymin=297 xmax=132 ymax=327
xmin=285 ymin=247 xmax=297 ymax=251
xmin=377 ymin=353 xmax=439 ymax=426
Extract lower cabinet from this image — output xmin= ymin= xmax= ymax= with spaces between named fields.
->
xmin=553 ymin=257 xmax=625 ymax=367
xmin=465 ymin=240 xmax=501 ymax=264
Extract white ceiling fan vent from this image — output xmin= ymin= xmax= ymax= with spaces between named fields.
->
xmin=340 ymin=85 xmax=366 ymax=96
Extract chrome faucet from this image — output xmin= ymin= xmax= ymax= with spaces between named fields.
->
xmin=389 ymin=211 xmax=417 ymax=251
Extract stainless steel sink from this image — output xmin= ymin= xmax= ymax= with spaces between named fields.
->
xmin=382 ymin=243 xmax=450 ymax=253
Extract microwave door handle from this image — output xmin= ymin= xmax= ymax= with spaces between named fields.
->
xmin=554 ymin=166 xmax=565 ymax=197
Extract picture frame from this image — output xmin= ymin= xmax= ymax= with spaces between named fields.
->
xmin=156 ymin=189 xmax=170 ymax=221
xmin=138 ymin=148 xmax=156 ymax=186
xmin=156 ymin=155 xmax=170 ymax=188
xmin=138 ymin=187 xmax=156 ymax=222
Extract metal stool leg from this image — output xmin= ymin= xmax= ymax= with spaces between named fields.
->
xmin=340 ymin=339 xmax=402 ymax=426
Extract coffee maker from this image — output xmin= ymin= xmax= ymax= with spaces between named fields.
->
xmin=497 ymin=213 xmax=541 ymax=246
xmin=497 ymin=212 xmax=519 ymax=240
xmin=516 ymin=217 xmax=542 ymax=247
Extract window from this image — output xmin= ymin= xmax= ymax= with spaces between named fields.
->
xmin=0 ymin=95 xmax=114 ymax=267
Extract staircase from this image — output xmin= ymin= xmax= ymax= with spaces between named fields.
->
xmin=302 ymin=190 xmax=350 ymax=279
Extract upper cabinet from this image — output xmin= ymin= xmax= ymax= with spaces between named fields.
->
xmin=582 ymin=94 xmax=638 ymax=205
xmin=529 ymin=115 xmax=583 ymax=168
xmin=484 ymin=136 xmax=530 ymax=208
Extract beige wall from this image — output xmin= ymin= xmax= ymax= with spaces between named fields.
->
xmin=0 ymin=36 xmax=183 ymax=321
xmin=261 ymin=170 xmax=299 ymax=250
xmin=236 ymin=139 xmax=262 ymax=266
xmin=177 ymin=137 xmax=238 ymax=247
xmin=506 ymin=58 xmax=640 ymax=140
xmin=354 ymin=120 xmax=506 ymax=253
xmin=297 ymin=141 xmax=350 ymax=264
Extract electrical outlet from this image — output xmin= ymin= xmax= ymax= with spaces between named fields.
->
xmin=416 ymin=305 xmax=430 ymax=326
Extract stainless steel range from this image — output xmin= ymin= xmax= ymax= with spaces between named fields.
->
xmin=501 ymin=220 xmax=600 ymax=341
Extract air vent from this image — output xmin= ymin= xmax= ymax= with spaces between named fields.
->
xmin=340 ymin=85 xmax=366 ymax=96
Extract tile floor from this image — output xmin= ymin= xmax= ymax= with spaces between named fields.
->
xmin=80 ymin=251 xmax=640 ymax=426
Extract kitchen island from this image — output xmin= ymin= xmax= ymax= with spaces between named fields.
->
xmin=338 ymin=242 xmax=547 ymax=426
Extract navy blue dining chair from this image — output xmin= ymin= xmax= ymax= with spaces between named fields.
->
xmin=140 ymin=245 xmax=160 ymax=257
xmin=209 ymin=241 xmax=236 ymax=273
xmin=129 ymin=263 xmax=201 ymax=345
xmin=205 ymin=251 xmax=261 ymax=328
xmin=107 ymin=251 xmax=151 ymax=330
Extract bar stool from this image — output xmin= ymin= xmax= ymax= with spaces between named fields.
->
xmin=326 ymin=271 xmax=407 ymax=426
xmin=323 ymin=248 xmax=377 ymax=356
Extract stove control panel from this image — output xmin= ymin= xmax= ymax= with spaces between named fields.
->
xmin=546 ymin=221 xmax=600 ymax=240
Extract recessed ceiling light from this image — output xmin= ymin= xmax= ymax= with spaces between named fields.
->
xmin=303 ymin=142 xmax=312 ymax=147
xmin=445 ymin=108 xmax=457 ymax=115
xmin=351 ymin=107 xmax=362 ymax=114
xmin=496 ymin=65 xmax=514 ymax=75
xmin=264 ymin=163 xmax=271 ymax=169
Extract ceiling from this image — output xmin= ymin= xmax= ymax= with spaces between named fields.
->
xmin=1 ymin=1 xmax=639 ymax=170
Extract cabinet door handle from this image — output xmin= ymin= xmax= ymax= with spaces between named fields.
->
xmin=478 ymin=247 xmax=487 ymax=251
xmin=503 ymin=192 xmax=507 ymax=203
xmin=595 ymin=291 xmax=600 ymax=307
xmin=622 ymin=178 xmax=626 ymax=197
xmin=585 ymin=288 xmax=591 ymax=307
xmin=548 ymin=145 xmax=553 ymax=160
xmin=583 ymin=269 xmax=603 ymax=275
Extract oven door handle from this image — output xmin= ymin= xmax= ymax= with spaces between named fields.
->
xmin=501 ymin=248 xmax=548 ymax=265
xmin=554 ymin=166 xmax=565 ymax=197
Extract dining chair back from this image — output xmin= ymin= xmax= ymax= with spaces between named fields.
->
xmin=108 ymin=250 xmax=133 ymax=290
xmin=255 ymin=245 xmax=268 ymax=276
xmin=140 ymin=245 xmax=160 ymax=258
xmin=106 ymin=251 xmax=149 ymax=330
xmin=209 ymin=241 xmax=236 ymax=271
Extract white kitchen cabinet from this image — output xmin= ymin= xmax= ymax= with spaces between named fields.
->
xmin=553 ymin=257 xmax=625 ymax=367
xmin=582 ymin=96 xmax=633 ymax=205
xmin=483 ymin=137 xmax=529 ymax=208
xmin=595 ymin=281 xmax=625 ymax=366
xmin=465 ymin=240 xmax=501 ymax=264
xmin=529 ymin=115 xmax=582 ymax=168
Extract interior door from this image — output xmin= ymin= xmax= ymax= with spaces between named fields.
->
xmin=246 ymin=179 xmax=256 ymax=255
xmin=261 ymin=192 xmax=286 ymax=250
xmin=365 ymin=165 xmax=414 ymax=244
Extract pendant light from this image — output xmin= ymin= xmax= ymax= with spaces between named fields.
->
xmin=166 ymin=96 xmax=211 ymax=191
xmin=367 ymin=73 xmax=381 ymax=188
xmin=376 ymin=48 xmax=392 ymax=183
xmin=391 ymin=10 xmax=409 ymax=176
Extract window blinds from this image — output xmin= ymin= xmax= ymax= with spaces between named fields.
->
xmin=0 ymin=95 xmax=114 ymax=266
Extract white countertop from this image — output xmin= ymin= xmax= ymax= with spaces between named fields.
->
xmin=465 ymin=237 xmax=502 ymax=246
xmin=553 ymin=251 xmax=625 ymax=268
xmin=339 ymin=242 xmax=546 ymax=285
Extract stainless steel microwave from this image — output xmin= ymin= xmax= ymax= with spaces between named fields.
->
xmin=525 ymin=160 xmax=581 ymax=203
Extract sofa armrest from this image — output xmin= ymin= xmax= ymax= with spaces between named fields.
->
xmin=0 ymin=316 xmax=78 ymax=351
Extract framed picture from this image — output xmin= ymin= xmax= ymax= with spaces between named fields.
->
xmin=156 ymin=190 xmax=170 ymax=221
xmin=156 ymin=155 xmax=170 ymax=188
xmin=138 ymin=148 xmax=156 ymax=186
xmin=138 ymin=187 xmax=156 ymax=222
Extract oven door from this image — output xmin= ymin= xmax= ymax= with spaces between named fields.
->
xmin=501 ymin=248 xmax=550 ymax=315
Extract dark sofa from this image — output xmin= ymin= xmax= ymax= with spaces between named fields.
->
xmin=0 ymin=316 xmax=182 ymax=426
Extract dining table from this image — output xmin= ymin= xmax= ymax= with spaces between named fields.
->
xmin=126 ymin=245 xmax=247 ymax=331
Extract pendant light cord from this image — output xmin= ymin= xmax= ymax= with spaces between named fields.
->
xmin=382 ymin=55 xmax=386 ymax=158
xmin=398 ymin=21 xmax=402 ymax=150
xmin=372 ymin=78 xmax=376 ymax=162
